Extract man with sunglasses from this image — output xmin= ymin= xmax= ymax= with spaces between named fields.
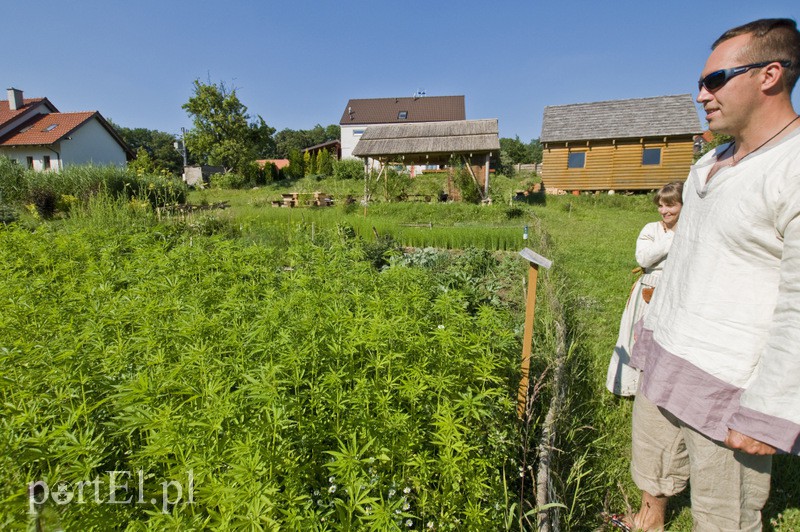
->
xmin=623 ymin=18 xmax=800 ymax=531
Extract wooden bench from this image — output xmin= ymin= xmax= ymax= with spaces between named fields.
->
xmin=274 ymin=192 xmax=334 ymax=207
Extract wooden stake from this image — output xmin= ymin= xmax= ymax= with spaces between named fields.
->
xmin=517 ymin=262 xmax=540 ymax=418
xmin=517 ymin=248 xmax=552 ymax=419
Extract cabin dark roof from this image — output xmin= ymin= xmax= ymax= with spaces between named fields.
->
xmin=340 ymin=95 xmax=465 ymax=125
xmin=352 ymin=119 xmax=499 ymax=158
xmin=540 ymin=94 xmax=702 ymax=142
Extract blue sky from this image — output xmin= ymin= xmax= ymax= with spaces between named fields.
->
xmin=5 ymin=1 xmax=799 ymax=141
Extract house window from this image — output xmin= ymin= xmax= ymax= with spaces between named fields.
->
xmin=398 ymin=111 xmax=408 ymax=120
xmin=43 ymin=155 xmax=51 ymax=169
xmin=43 ymin=124 xmax=58 ymax=132
xmin=567 ymin=151 xmax=586 ymax=169
xmin=26 ymin=156 xmax=34 ymax=169
xmin=642 ymin=147 xmax=662 ymax=165
xmin=353 ymin=129 xmax=365 ymax=136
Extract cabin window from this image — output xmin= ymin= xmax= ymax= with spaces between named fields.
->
xmin=567 ymin=151 xmax=586 ymax=168
xmin=398 ymin=111 xmax=408 ymax=119
xmin=642 ymin=147 xmax=662 ymax=165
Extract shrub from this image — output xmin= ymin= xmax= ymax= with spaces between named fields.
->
xmin=27 ymin=187 xmax=58 ymax=218
xmin=453 ymin=164 xmax=481 ymax=204
xmin=333 ymin=158 xmax=365 ymax=180
xmin=210 ymin=171 xmax=248 ymax=190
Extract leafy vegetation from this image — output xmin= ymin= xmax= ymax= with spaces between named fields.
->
xmin=0 ymin=196 xmax=558 ymax=530
xmin=2 ymin=165 xmax=799 ymax=530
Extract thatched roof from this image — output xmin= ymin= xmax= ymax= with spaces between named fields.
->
xmin=540 ymin=94 xmax=702 ymax=143
xmin=352 ymin=119 xmax=500 ymax=158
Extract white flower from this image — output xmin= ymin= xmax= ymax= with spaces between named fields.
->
xmin=329 ymin=476 xmax=336 ymax=483
xmin=403 ymin=486 xmax=412 ymax=494
xmin=328 ymin=485 xmax=337 ymax=494
xmin=427 ymin=522 xmax=435 ymax=529
xmin=402 ymin=502 xmax=410 ymax=511
xmin=389 ymin=488 xmax=396 ymax=498
xmin=437 ymin=324 xmax=445 ymax=330
xmin=406 ymin=519 xmax=414 ymax=527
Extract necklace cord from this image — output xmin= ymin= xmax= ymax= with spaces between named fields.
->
xmin=730 ymin=114 xmax=800 ymax=165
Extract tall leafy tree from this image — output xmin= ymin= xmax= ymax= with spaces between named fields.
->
xmin=182 ymin=80 xmax=274 ymax=173
xmin=528 ymin=138 xmax=543 ymax=164
xmin=109 ymin=121 xmax=184 ymax=175
xmin=274 ymin=124 xmax=340 ymax=158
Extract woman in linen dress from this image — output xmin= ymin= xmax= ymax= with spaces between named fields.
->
xmin=606 ymin=181 xmax=683 ymax=396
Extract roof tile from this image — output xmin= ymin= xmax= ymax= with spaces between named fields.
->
xmin=340 ymin=95 xmax=465 ymax=125
xmin=0 ymin=112 xmax=96 ymax=146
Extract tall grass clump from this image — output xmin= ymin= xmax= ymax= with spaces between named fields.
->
xmin=0 ymin=158 xmax=187 ymax=219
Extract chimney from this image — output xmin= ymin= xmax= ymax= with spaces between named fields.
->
xmin=7 ymin=88 xmax=24 ymax=111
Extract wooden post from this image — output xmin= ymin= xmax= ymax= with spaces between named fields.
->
xmin=484 ymin=153 xmax=490 ymax=198
xmin=517 ymin=248 xmax=553 ymax=419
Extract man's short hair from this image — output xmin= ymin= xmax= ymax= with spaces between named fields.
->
xmin=713 ymin=18 xmax=800 ymax=93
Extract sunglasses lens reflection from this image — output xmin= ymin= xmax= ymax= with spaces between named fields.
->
xmin=702 ymin=71 xmax=726 ymax=91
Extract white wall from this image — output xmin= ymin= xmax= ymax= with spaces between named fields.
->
xmin=60 ymin=118 xmax=126 ymax=167
xmin=340 ymin=124 xmax=367 ymax=160
xmin=0 ymin=146 xmax=61 ymax=171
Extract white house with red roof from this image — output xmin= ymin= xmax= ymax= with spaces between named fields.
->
xmin=0 ymin=88 xmax=132 ymax=171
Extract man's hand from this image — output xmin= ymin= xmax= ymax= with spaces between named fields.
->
xmin=724 ymin=429 xmax=777 ymax=455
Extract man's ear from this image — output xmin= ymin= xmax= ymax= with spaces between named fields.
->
xmin=761 ymin=62 xmax=786 ymax=92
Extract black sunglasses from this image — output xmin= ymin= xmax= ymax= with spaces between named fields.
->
xmin=698 ymin=60 xmax=792 ymax=92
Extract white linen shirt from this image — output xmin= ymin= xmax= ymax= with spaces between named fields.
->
xmin=642 ymin=129 xmax=800 ymax=450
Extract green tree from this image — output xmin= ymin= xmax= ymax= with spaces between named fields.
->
xmin=274 ymin=124 xmax=340 ymax=158
xmin=316 ymin=149 xmax=333 ymax=176
xmin=500 ymin=136 xmax=530 ymax=165
xmin=128 ymin=147 xmax=158 ymax=175
xmin=303 ymin=151 xmax=313 ymax=176
xmin=528 ymin=138 xmax=543 ymax=164
xmin=182 ymin=80 xmax=275 ymax=173
xmin=285 ymin=148 xmax=304 ymax=179
xmin=110 ymin=121 xmax=184 ymax=175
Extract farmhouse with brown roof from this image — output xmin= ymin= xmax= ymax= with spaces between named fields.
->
xmin=539 ymin=94 xmax=702 ymax=191
xmin=339 ymin=95 xmax=465 ymax=160
xmin=0 ymin=88 xmax=132 ymax=171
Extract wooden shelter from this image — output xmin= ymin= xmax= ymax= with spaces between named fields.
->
xmin=539 ymin=94 xmax=702 ymax=191
xmin=352 ymin=119 xmax=500 ymax=199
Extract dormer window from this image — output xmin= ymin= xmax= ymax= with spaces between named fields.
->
xmin=43 ymin=124 xmax=58 ymax=132
xmin=398 ymin=111 xmax=408 ymax=120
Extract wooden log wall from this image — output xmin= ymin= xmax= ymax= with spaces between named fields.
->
xmin=541 ymin=136 xmax=696 ymax=191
